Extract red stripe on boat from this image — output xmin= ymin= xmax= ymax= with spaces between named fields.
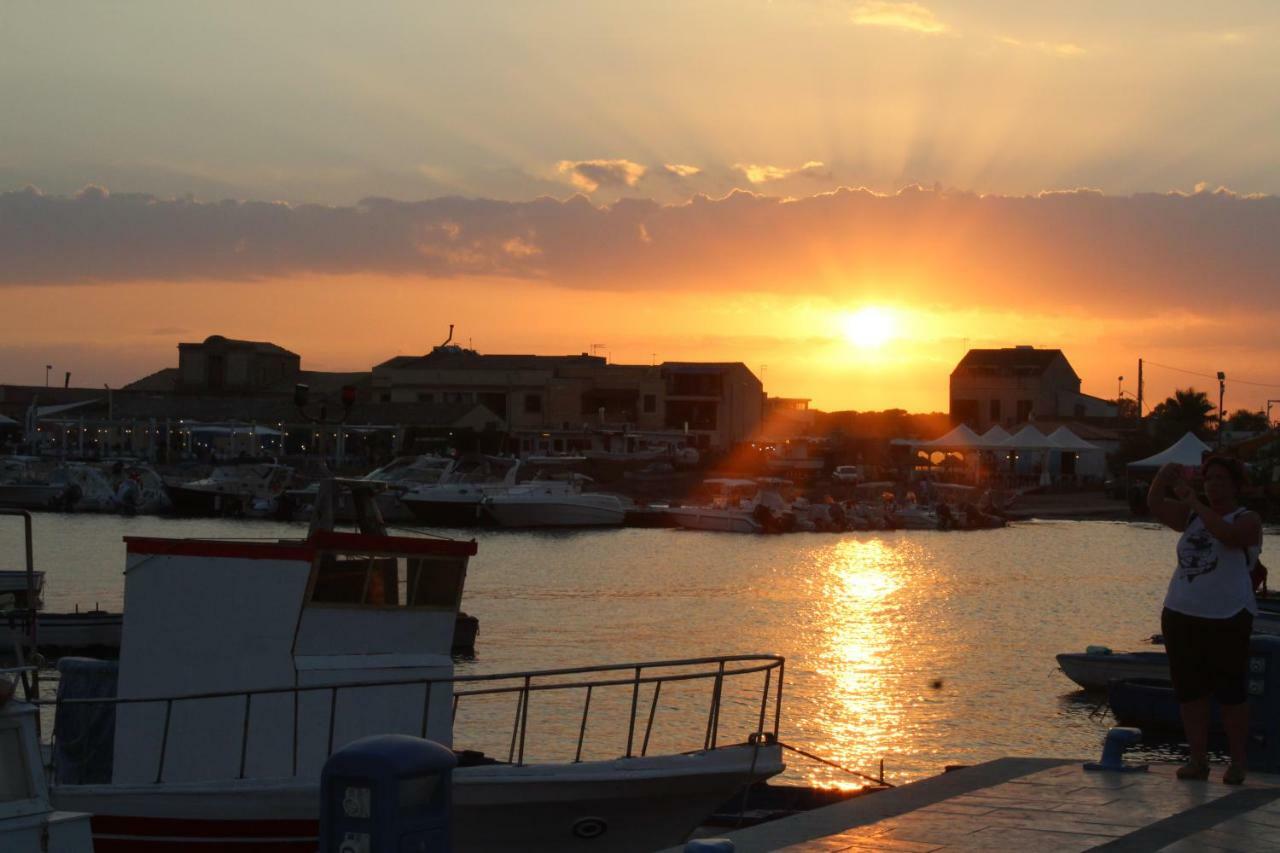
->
xmin=123 ymin=538 xmax=317 ymax=561
xmin=310 ymin=529 xmax=478 ymax=556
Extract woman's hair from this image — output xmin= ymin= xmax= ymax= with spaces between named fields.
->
xmin=1201 ymin=455 xmax=1249 ymax=493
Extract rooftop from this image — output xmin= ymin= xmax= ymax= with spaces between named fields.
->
xmin=953 ymin=347 xmax=1072 ymax=377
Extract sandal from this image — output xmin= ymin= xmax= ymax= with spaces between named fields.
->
xmin=1223 ymin=763 xmax=1247 ymax=785
xmin=1176 ymin=758 xmax=1210 ymax=780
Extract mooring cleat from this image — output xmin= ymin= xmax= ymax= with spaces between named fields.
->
xmin=1084 ymin=726 xmax=1148 ymax=772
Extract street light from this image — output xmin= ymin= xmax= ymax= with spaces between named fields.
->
xmin=45 ymin=364 xmax=52 ymax=387
xmin=1117 ymin=376 xmax=1124 ymax=399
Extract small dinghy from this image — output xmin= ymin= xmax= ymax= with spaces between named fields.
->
xmin=1056 ymin=646 xmax=1169 ymax=692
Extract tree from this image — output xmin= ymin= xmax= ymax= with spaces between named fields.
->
xmin=1113 ymin=398 xmax=1140 ymax=420
xmin=1150 ymin=388 xmax=1215 ymax=442
xmin=1228 ymin=409 xmax=1270 ymax=432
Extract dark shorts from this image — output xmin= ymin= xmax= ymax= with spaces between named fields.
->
xmin=1161 ymin=607 xmax=1253 ymax=704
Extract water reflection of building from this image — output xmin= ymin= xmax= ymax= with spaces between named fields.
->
xmin=949 ymin=346 xmax=1116 ymax=432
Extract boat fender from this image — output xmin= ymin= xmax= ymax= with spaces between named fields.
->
xmin=571 ymin=816 xmax=608 ymax=840
xmin=1085 ymin=645 xmax=1112 ymax=656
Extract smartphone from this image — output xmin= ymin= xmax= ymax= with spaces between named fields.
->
xmin=1181 ymin=465 xmax=1199 ymax=481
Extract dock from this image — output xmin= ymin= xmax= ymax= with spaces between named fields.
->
xmin=691 ymin=757 xmax=1280 ymax=851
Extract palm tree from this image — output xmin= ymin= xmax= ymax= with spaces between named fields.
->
xmin=1151 ymin=388 xmax=1215 ymax=440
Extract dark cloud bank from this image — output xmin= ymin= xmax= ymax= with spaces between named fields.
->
xmin=2 ymin=184 xmax=1278 ymax=310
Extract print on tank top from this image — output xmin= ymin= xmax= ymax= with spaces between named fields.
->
xmin=1176 ymin=523 xmax=1218 ymax=583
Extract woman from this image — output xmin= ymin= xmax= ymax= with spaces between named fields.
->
xmin=1148 ymin=456 xmax=1261 ymax=784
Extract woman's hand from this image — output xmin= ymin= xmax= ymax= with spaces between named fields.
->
xmin=1172 ymin=481 xmax=1198 ymax=505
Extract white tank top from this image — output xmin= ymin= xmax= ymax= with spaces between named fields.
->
xmin=1164 ymin=508 xmax=1260 ymax=618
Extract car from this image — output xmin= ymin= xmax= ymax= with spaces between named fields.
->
xmin=832 ymin=465 xmax=862 ymax=483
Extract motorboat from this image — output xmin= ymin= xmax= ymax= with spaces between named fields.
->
xmin=890 ymin=504 xmax=939 ymax=531
xmin=666 ymin=478 xmax=792 ymax=534
xmin=0 ymin=456 xmax=73 ymax=511
xmin=47 ymin=481 xmax=785 ymax=851
xmin=0 ymin=678 xmax=95 ymax=852
xmin=0 ymin=569 xmax=45 ymax=611
xmin=286 ymin=454 xmax=457 ymax=523
xmin=481 ymin=478 xmax=627 ymax=528
xmin=399 ymin=455 xmax=521 ymax=527
xmin=52 ymin=461 xmax=170 ymax=515
xmin=166 ymin=462 xmax=294 ymax=517
xmin=1056 ymin=647 xmax=1170 ymax=692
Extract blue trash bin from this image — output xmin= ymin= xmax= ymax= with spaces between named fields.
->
xmin=320 ymin=734 xmax=457 ymax=853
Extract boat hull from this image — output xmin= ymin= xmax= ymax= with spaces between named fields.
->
xmin=1056 ymin=651 xmax=1170 ymax=692
xmin=482 ymin=498 xmax=625 ymax=528
xmin=55 ymin=743 xmax=783 ymax=853
xmin=400 ymin=496 xmax=487 ymax=527
xmin=2 ymin=611 xmax=123 ymax=656
xmin=667 ymin=508 xmax=762 ymax=534
xmin=0 ymin=482 xmax=71 ymax=511
xmin=165 ymin=486 xmax=251 ymax=517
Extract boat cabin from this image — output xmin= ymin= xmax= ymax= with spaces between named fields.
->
xmin=0 ymin=693 xmax=94 ymax=851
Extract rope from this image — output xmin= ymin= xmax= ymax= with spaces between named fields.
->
xmin=778 ymin=740 xmax=895 ymax=788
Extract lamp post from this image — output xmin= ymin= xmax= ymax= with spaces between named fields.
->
xmin=1217 ymin=371 xmax=1226 ymax=447
xmin=45 ymin=365 xmax=52 ymax=387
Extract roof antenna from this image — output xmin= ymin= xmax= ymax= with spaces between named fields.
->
xmin=441 ymin=324 xmax=454 ymax=347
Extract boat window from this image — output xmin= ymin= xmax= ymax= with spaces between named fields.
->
xmin=309 ymin=553 xmax=465 ymax=610
xmin=0 ymin=726 xmax=34 ymax=802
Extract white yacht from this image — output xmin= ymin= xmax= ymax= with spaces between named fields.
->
xmin=287 ymin=454 xmax=456 ymax=523
xmin=165 ymin=462 xmax=294 ymax=517
xmin=51 ymin=461 xmax=170 ymax=515
xmin=0 ymin=457 xmax=72 ymax=511
xmin=482 ymin=477 xmax=627 ymax=528
xmin=46 ymin=482 xmax=785 ymax=852
xmin=666 ymin=478 xmax=791 ymax=534
xmin=399 ymin=455 xmax=521 ymax=527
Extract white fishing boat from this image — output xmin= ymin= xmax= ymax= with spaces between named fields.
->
xmin=47 ymin=481 xmax=784 ymax=851
xmin=166 ymin=462 xmax=294 ymax=518
xmin=481 ymin=478 xmax=627 ymax=528
xmin=0 ymin=675 xmax=95 ymax=852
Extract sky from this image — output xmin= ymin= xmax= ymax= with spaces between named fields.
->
xmin=3 ymin=1 xmax=1279 ymax=413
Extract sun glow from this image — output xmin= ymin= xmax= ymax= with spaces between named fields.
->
xmin=840 ymin=307 xmax=897 ymax=349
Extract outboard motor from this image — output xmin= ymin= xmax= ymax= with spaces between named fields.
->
xmin=1247 ymin=634 xmax=1280 ymax=772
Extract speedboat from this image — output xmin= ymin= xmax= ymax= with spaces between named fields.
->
xmin=890 ymin=504 xmax=939 ymax=530
xmin=481 ymin=477 xmax=627 ymax=528
xmin=399 ymin=455 xmax=522 ymax=527
xmin=0 ymin=456 xmax=73 ymax=511
xmin=52 ymin=461 xmax=170 ymax=515
xmin=666 ymin=478 xmax=793 ymax=534
xmin=166 ymin=462 xmax=294 ymax=517
xmin=1056 ymin=647 xmax=1169 ymax=692
xmin=286 ymin=454 xmax=457 ymax=523
xmin=47 ymin=481 xmax=784 ymax=851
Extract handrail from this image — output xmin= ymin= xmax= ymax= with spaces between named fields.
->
xmin=48 ymin=654 xmax=784 ymax=783
xmin=0 ymin=509 xmax=39 ymax=710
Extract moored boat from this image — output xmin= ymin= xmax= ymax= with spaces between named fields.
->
xmin=166 ymin=462 xmax=294 ymax=517
xmin=481 ymin=479 xmax=627 ymax=528
xmin=1056 ymin=648 xmax=1169 ymax=692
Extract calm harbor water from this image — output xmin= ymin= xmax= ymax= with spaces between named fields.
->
xmin=4 ymin=514 xmax=1212 ymax=787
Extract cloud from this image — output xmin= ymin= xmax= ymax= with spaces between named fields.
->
xmin=663 ymin=164 xmax=702 ymax=178
xmin=734 ymin=161 xmax=829 ymax=184
xmin=556 ymin=159 xmax=647 ymax=193
xmin=849 ymin=1 xmax=948 ymax=35
xmin=998 ymin=36 xmax=1086 ymax=57
xmin=4 ymin=184 xmax=1280 ymax=320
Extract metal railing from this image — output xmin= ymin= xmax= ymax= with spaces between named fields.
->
xmin=50 ymin=653 xmax=783 ymax=785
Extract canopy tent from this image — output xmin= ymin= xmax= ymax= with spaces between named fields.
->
xmin=1000 ymin=425 xmax=1057 ymax=450
xmin=978 ymin=425 xmax=1011 ymax=447
xmin=1047 ymin=426 xmax=1100 ymax=452
xmin=1127 ymin=432 xmax=1212 ymax=471
xmin=916 ymin=424 xmax=985 ymax=450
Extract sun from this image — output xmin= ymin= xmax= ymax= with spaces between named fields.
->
xmin=840 ymin=307 xmax=897 ymax=349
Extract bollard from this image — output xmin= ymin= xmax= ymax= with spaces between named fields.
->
xmin=685 ymin=840 xmax=735 ymax=852
xmin=1083 ymin=726 xmax=1147 ymax=772
xmin=320 ymin=734 xmax=457 ymax=852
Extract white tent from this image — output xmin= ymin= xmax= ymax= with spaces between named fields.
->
xmin=1048 ymin=426 xmax=1107 ymax=479
xmin=1127 ymin=432 xmax=1212 ymax=471
xmin=1001 ymin=425 xmax=1057 ymax=450
xmin=1047 ymin=426 xmax=1100 ymax=452
xmin=917 ymin=424 xmax=985 ymax=450
xmin=978 ymin=425 xmax=1011 ymax=447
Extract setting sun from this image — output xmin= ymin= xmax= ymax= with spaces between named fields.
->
xmin=840 ymin=307 xmax=897 ymax=350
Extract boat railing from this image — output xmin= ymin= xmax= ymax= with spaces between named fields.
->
xmin=49 ymin=653 xmax=784 ymax=784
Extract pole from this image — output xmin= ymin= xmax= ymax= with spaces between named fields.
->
xmin=1217 ymin=371 xmax=1226 ymax=447
xmin=1136 ymin=358 xmax=1144 ymax=426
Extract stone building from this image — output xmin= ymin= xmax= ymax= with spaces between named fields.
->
xmin=950 ymin=346 xmax=1116 ymax=431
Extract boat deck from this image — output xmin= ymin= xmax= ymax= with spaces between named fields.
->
xmin=696 ymin=757 xmax=1280 ymax=851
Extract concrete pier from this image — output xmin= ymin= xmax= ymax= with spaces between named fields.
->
xmin=697 ymin=758 xmax=1280 ymax=851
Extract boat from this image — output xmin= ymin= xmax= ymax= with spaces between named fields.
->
xmin=1106 ymin=678 xmax=1208 ymax=734
xmin=666 ymin=478 xmax=792 ymax=534
xmin=399 ymin=455 xmax=521 ymax=527
xmin=165 ymin=462 xmax=294 ymax=517
xmin=285 ymin=454 xmax=457 ymax=523
xmin=46 ymin=480 xmax=784 ymax=851
xmin=0 ymin=456 xmax=73 ymax=511
xmin=1056 ymin=648 xmax=1169 ymax=692
xmin=481 ymin=478 xmax=627 ymax=528
xmin=52 ymin=460 xmax=170 ymax=515
xmin=890 ymin=504 xmax=939 ymax=531
xmin=0 ymin=675 xmax=95 ymax=852
xmin=0 ymin=569 xmax=45 ymax=611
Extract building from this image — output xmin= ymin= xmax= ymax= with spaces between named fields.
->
xmin=950 ymin=346 xmax=1117 ymax=431
xmin=372 ymin=345 xmax=763 ymax=450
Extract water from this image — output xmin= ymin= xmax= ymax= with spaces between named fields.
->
xmin=4 ymin=513 xmax=1195 ymax=787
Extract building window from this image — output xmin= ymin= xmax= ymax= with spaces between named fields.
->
xmin=524 ymin=394 xmax=543 ymax=414
xmin=643 ymin=394 xmax=656 ymax=414
xmin=989 ymin=399 xmax=1001 ymax=422
xmin=951 ymin=399 xmax=979 ymax=426
xmin=1016 ymin=399 xmax=1033 ymax=423
xmin=417 ymin=392 xmax=434 ymax=403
